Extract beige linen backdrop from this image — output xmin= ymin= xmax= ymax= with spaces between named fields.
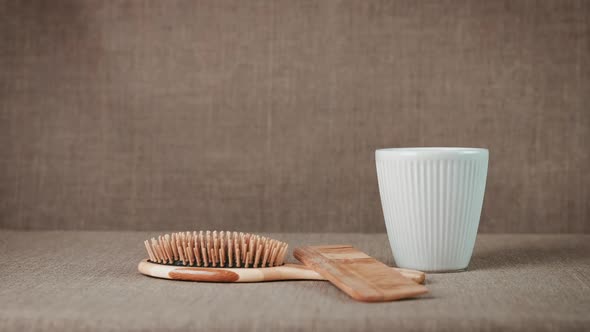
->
xmin=0 ymin=0 xmax=588 ymax=232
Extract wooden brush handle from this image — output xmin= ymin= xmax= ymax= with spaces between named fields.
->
xmin=388 ymin=267 xmax=426 ymax=284
xmin=138 ymin=259 xmax=425 ymax=283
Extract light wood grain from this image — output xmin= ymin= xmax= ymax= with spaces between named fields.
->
xmin=138 ymin=259 xmax=425 ymax=283
xmin=294 ymin=245 xmax=429 ymax=302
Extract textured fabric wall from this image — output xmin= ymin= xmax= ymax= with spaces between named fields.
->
xmin=0 ymin=0 xmax=588 ymax=232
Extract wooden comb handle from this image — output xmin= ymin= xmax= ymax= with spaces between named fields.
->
xmin=294 ymin=245 xmax=429 ymax=302
xmin=138 ymin=259 xmax=425 ymax=283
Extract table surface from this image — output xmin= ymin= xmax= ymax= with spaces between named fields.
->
xmin=1 ymin=231 xmax=588 ymax=331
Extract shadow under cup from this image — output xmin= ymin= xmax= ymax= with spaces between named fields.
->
xmin=375 ymin=148 xmax=489 ymax=272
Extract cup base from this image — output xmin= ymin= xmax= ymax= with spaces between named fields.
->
xmin=418 ymin=267 xmax=467 ymax=273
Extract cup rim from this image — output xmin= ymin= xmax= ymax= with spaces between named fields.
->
xmin=376 ymin=147 xmax=487 ymax=152
xmin=375 ymin=147 xmax=488 ymax=158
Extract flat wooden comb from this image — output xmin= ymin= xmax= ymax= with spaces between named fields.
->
xmin=294 ymin=245 xmax=428 ymax=302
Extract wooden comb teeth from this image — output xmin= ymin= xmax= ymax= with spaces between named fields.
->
xmin=144 ymin=231 xmax=288 ymax=268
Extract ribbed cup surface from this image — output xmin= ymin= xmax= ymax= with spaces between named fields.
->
xmin=376 ymin=148 xmax=488 ymax=272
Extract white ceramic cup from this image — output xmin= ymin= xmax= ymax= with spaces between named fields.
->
xmin=375 ymin=147 xmax=489 ymax=272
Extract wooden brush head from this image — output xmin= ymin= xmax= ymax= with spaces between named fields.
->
xmin=144 ymin=231 xmax=288 ymax=268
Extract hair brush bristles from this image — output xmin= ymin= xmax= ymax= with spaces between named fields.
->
xmin=144 ymin=231 xmax=288 ymax=268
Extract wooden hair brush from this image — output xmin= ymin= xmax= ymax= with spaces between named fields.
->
xmin=138 ymin=231 xmax=425 ymax=283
